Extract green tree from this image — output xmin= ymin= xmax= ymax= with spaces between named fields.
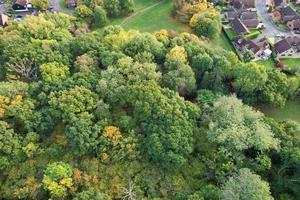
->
xmin=73 ymin=189 xmax=111 ymax=200
xmin=127 ymin=82 xmax=200 ymax=168
xmin=40 ymin=62 xmax=69 ymax=82
xmin=0 ymin=121 xmax=22 ymax=170
xmin=93 ymin=6 xmax=108 ymax=27
xmin=242 ymin=50 xmax=255 ymax=62
xmin=43 ymin=162 xmax=73 ymax=199
xmin=32 ymin=0 xmax=49 ymax=11
xmin=222 ymin=168 xmax=273 ymax=200
xmin=208 ymin=96 xmax=279 ymax=154
xmin=74 ymin=5 xmax=93 ymax=22
xmin=49 ymin=86 xmax=97 ymax=120
xmin=190 ymin=10 xmax=222 ymax=39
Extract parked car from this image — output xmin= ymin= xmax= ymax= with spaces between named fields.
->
xmin=295 ymin=30 xmax=300 ymax=34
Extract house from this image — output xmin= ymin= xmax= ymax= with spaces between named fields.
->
xmin=231 ymin=18 xmax=250 ymax=34
xmin=281 ymin=6 xmax=299 ymax=23
xmin=65 ymin=0 xmax=76 ymax=8
xmin=274 ymin=38 xmax=295 ymax=56
xmin=224 ymin=9 xmax=239 ymax=20
xmin=273 ymin=0 xmax=288 ymax=9
xmin=287 ymin=18 xmax=300 ymax=30
xmin=0 ymin=13 xmax=8 ymax=27
xmin=230 ymin=0 xmax=255 ymax=10
xmin=240 ymin=11 xmax=259 ymax=28
xmin=12 ymin=0 xmax=33 ymax=11
xmin=233 ymin=38 xmax=271 ymax=60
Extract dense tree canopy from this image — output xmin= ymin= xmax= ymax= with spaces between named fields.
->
xmin=0 ymin=12 xmax=299 ymax=200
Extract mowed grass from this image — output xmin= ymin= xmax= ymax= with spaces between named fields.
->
xmin=259 ymin=100 xmax=300 ymax=123
xmin=281 ymin=58 xmax=300 ymax=71
xmin=255 ymin=59 xmax=276 ymax=69
xmin=210 ymin=31 xmax=235 ymax=52
xmin=122 ymin=0 xmax=190 ymax=33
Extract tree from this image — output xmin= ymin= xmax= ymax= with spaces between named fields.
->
xmin=32 ymin=0 xmax=49 ymax=11
xmin=65 ymin=112 xmax=104 ymax=155
xmin=49 ymin=86 xmax=97 ymax=120
xmin=162 ymin=46 xmax=196 ymax=95
xmin=190 ymin=10 xmax=222 ymax=39
xmin=40 ymin=62 xmax=70 ymax=82
xmin=43 ymin=162 xmax=73 ymax=199
xmin=74 ymin=5 xmax=93 ymax=22
xmin=127 ymin=82 xmax=200 ymax=168
xmin=124 ymin=33 xmax=165 ymax=62
xmin=103 ymin=0 xmax=121 ymax=17
xmin=261 ymin=70 xmax=297 ymax=107
xmin=222 ymin=168 xmax=273 ymax=200
xmin=73 ymin=189 xmax=111 ymax=200
xmin=242 ymin=50 xmax=255 ymax=62
xmin=0 ymin=121 xmax=22 ymax=170
xmin=208 ymin=96 xmax=279 ymax=154
xmin=93 ymin=6 xmax=108 ymax=27
xmin=120 ymin=0 xmax=134 ymax=15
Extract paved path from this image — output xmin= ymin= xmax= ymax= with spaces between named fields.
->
xmin=256 ymin=0 xmax=292 ymax=38
xmin=50 ymin=0 xmax=73 ymax=15
xmin=120 ymin=0 xmax=165 ymax=26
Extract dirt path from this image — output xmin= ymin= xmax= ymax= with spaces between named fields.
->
xmin=120 ymin=0 xmax=166 ymax=26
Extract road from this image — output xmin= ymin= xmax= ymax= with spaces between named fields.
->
xmin=256 ymin=0 xmax=292 ymax=38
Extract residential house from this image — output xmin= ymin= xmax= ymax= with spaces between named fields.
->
xmin=0 ymin=13 xmax=8 ymax=27
xmin=240 ymin=11 xmax=259 ymax=28
xmin=274 ymin=38 xmax=295 ymax=57
xmin=273 ymin=0 xmax=288 ymax=9
xmin=230 ymin=18 xmax=250 ymax=34
xmin=233 ymin=38 xmax=271 ymax=60
xmin=65 ymin=0 xmax=76 ymax=8
xmin=224 ymin=9 xmax=239 ymax=20
xmin=230 ymin=0 xmax=255 ymax=10
xmin=287 ymin=18 xmax=300 ymax=30
xmin=281 ymin=6 xmax=299 ymax=23
xmin=12 ymin=0 xmax=33 ymax=11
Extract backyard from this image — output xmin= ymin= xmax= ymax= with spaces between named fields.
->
xmin=259 ymin=100 xmax=300 ymax=123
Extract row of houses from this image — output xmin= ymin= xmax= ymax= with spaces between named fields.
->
xmin=11 ymin=0 xmax=76 ymax=12
xmin=271 ymin=0 xmax=300 ymax=31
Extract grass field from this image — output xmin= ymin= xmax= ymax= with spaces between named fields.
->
xmin=281 ymin=58 xmax=300 ymax=71
xmin=102 ymin=0 xmax=189 ymax=33
xmin=255 ymin=59 xmax=275 ymax=69
xmin=259 ymin=100 xmax=300 ymax=123
xmin=210 ymin=31 xmax=235 ymax=52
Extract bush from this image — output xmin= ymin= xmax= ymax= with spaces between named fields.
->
xmin=244 ymin=30 xmax=260 ymax=39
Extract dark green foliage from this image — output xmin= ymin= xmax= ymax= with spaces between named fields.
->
xmin=73 ymin=189 xmax=111 ymax=200
xmin=127 ymin=82 xmax=200 ymax=168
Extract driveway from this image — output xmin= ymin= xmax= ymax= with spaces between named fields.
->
xmin=50 ymin=0 xmax=73 ymax=15
xmin=256 ymin=0 xmax=293 ymax=38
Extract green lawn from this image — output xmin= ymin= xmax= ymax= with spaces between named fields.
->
xmin=281 ymin=58 xmax=300 ymax=71
xmin=122 ymin=0 xmax=190 ymax=32
xmin=224 ymin=28 xmax=236 ymax=40
xmin=255 ymin=59 xmax=275 ymax=69
xmin=259 ymin=100 xmax=300 ymax=123
xmin=97 ymin=0 xmax=189 ymax=33
xmin=210 ymin=30 xmax=235 ymax=52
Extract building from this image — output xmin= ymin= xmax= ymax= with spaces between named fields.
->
xmin=0 ymin=13 xmax=8 ymax=27
xmin=281 ymin=6 xmax=299 ymax=23
xmin=274 ymin=38 xmax=295 ymax=57
xmin=230 ymin=0 xmax=255 ymax=10
xmin=231 ymin=18 xmax=250 ymax=35
xmin=273 ymin=0 xmax=288 ymax=9
xmin=233 ymin=38 xmax=271 ymax=60
xmin=65 ymin=0 xmax=76 ymax=8
xmin=287 ymin=18 xmax=300 ymax=30
xmin=240 ymin=11 xmax=259 ymax=28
